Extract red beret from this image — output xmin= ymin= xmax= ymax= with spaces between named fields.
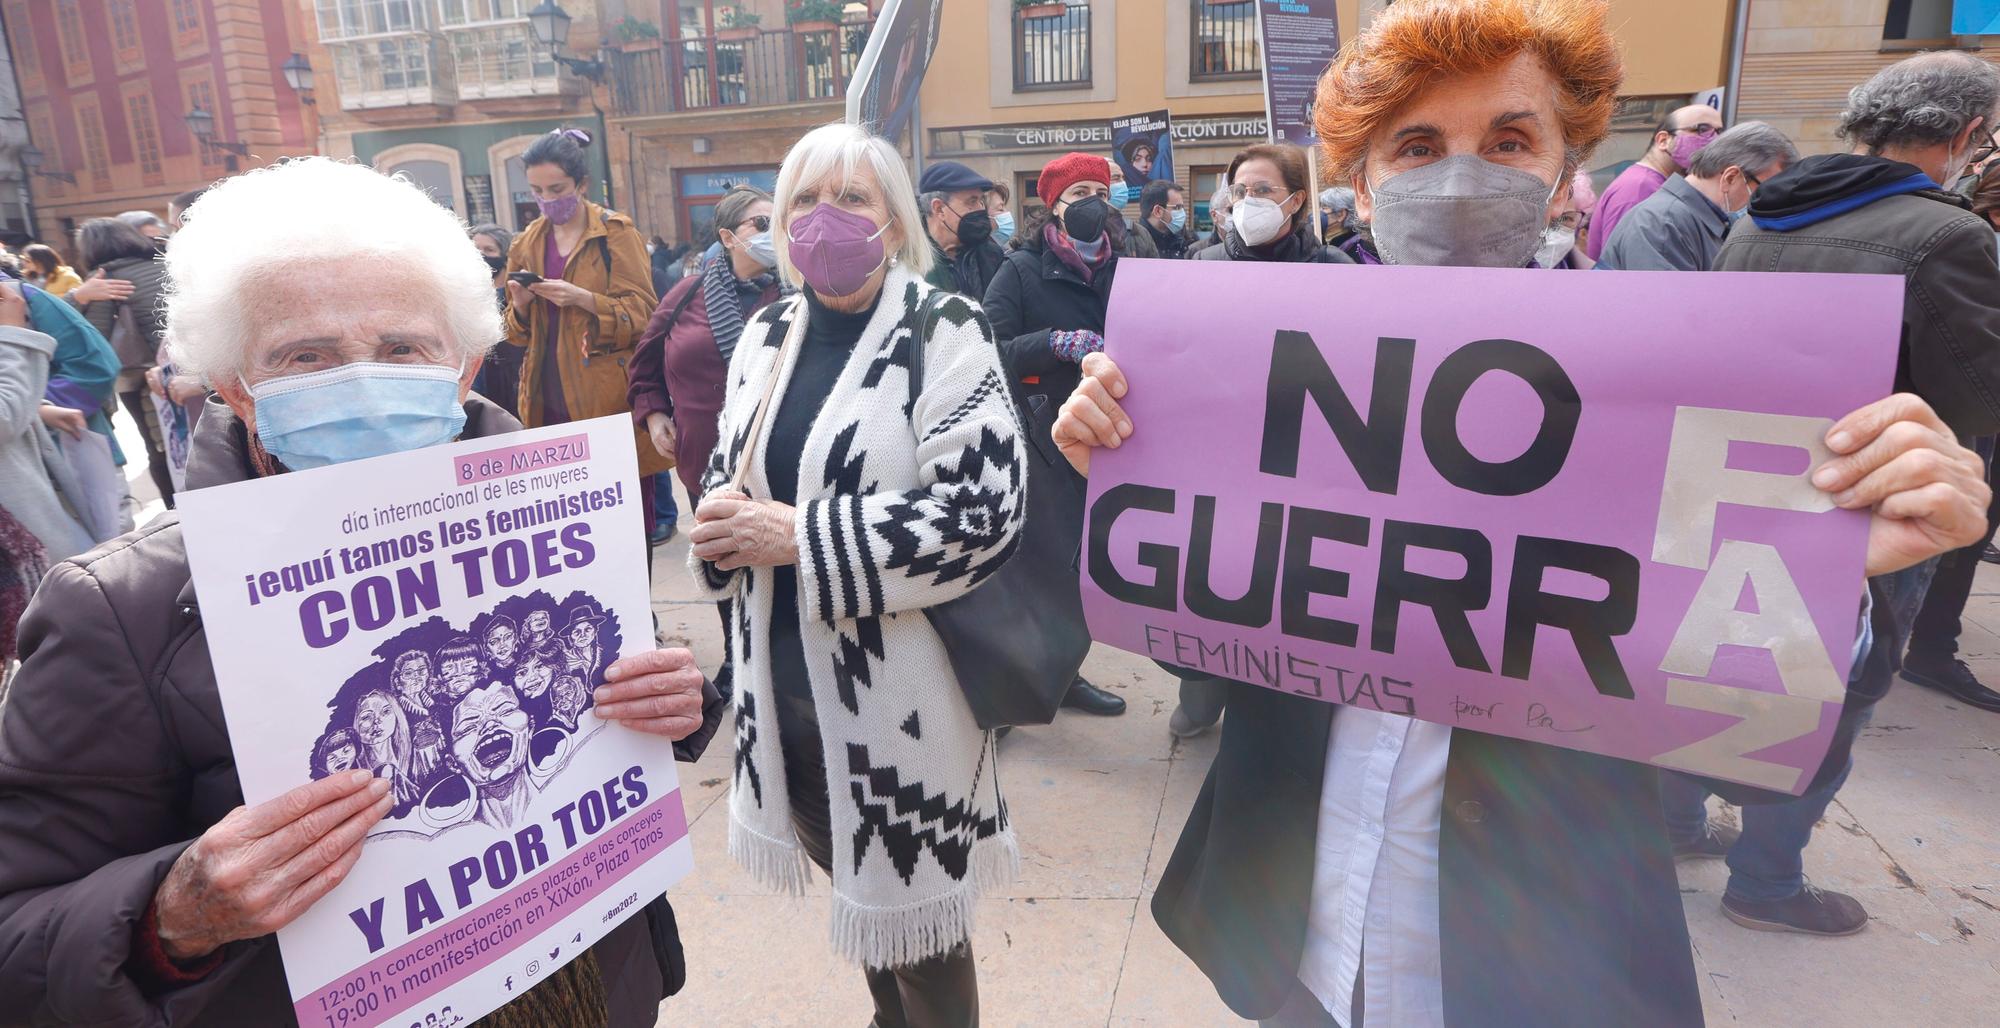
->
xmin=1037 ymin=153 xmax=1112 ymax=207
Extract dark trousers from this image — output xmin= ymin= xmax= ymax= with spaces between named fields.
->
xmin=116 ymin=388 xmax=174 ymax=506
xmin=1659 ymin=751 xmax=1856 ymax=902
xmin=1908 ymin=435 xmax=2000 ymax=661
xmin=774 ymin=692 xmax=979 ymax=1028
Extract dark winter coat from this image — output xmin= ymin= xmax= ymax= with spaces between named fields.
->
xmin=980 ymin=235 xmax=1118 ymax=426
xmin=1191 ymin=225 xmax=1352 ymax=264
xmin=1715 ymin=153 xmax=2000 ymax=436
xmin=924 ymin=236 xmax=1008 ymax=299
xmin=627 ymin=273 xmax=782 ymax=501
xmin=72 ymin=254 xmax=170 ymax=372
xmin=0 ymin=395 xmax=726 ymax=1027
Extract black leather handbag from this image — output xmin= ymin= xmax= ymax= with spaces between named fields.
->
xmin=908 ymin=294 xmax=1092 ymax=729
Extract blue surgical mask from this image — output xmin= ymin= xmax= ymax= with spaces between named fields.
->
xmin=1109 ymin=181 xmax=1130 ymax=209
xmin=993 ymin=210 xmax=1016 ymax=240
xmin=1169 ymin=208 xmax=1187 ymax=232
xmin=743 ymin=230 xmax=779 ymax=270
xmin=247 ymin=361 xmax=466 ymax=470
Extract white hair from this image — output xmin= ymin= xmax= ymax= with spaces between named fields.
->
xmin=771 ymin=122 xmax=932 ymax=288
xmin=164 ymin=157 xmax=500 ymax=383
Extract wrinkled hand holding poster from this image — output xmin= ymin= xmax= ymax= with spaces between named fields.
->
xmin=179 ymin=415 xmax=692 ymax=1028
xmin=1082 ymin=261 xmax=1903 ymax=794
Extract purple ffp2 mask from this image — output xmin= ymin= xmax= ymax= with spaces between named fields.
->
xmin=786 ymin=203 xmax=891 ymax=298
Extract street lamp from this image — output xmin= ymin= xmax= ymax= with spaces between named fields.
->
xmin=282 ymin=52 xmax=317 ymax=106
xmin=527 ymin=1 xmax=605 ymax=82
xmin=185 ymin=105 xmax=249 ymax=163
xmin=21 ymin=145 xmax=75 ymax=185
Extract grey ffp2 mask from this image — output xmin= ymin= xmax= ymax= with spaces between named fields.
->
xmin=1367 ymin=155 xmax=1560 ymax=269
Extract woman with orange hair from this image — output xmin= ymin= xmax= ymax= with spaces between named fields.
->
xmin=1051 ymin=1 xmax=1990 ymax=1024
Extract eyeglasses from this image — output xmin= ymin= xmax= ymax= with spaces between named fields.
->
xmin=730 ymin=215 xmax=771 ymax=233
xmin=1673 ymin=123 xmax=1723 ymax=138
xmin=1228 ymin=182 xmax=1295 ymax=201
xmin=1553 ymin=211 xmax=1588 ymax=231
xmin=1971 ymin=140 xmax=1998 ymax=167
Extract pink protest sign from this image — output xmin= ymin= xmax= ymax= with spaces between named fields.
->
xmin=1081 ymin=260 xmax=1903 ymax=795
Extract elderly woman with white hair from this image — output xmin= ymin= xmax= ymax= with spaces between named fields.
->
xmin=686 ymin=121 xmax=1027 ymax=1026
xmin=0 ymin=158 xmax=727 ymax=1027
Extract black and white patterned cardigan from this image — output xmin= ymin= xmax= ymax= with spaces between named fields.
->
xmin=688 ymin=265 xmax=1028 ymax=970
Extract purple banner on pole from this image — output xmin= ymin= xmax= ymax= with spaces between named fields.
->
xmin=1082 ymin=261 xmax=1903 ymax=794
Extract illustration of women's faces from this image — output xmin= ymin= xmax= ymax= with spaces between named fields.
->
xmin=319 ymin=732 xmax=359 ymax=774
xmin=436 ymin=642 xmax=484 ymax=702
xmin=551 ymin=674 xmax=587 ymax=729
xmin=514 ymin=653 xmax=555 ymax=699
xmin=523 ymin=609 xmax=554 ymax=652
xmin=353 ymin=692 xmax=398 ymax=751
xmin=484 ymin=619 xmax=520 ymax=668
xmin=450 ymin=683 xmax=531 ymax=786
xmin=393 ymin=652 xmax=433 ymax=706
xmin=567 ymin=621 xmax=597 ymax=652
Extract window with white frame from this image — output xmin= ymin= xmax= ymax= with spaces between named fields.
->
xmin=450 ymin=22 xmax=559 ymax=98
xmin=332 ymin=34 xmax=444 ymax=107
xmin=316 ymin=0 xmax=429 ymax=42
xmin=437 ymin=0 xmax=537 ymax=26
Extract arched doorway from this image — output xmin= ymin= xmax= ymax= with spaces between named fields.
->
xmin=374 ymin=143 xmax=466 ymax=216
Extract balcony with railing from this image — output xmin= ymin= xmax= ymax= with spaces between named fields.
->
xmin=1191 ymin=0 xmax=1260 ymax=82
xmin=331 ymin=32 xmax=456 ymax=110
xmin=447 ymin=20 xmax=563 ymax=100
xmin=1013 ymin=1 xmax=1090 ymax=92
xmin=610 ymin=20 xmax=869 ymax=118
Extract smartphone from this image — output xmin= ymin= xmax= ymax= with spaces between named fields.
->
xmin=508 ymin=270 xmax=544 ymax=287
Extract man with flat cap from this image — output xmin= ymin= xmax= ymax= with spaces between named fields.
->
xmin=919 ymin=160 xmax=1007 ymax=298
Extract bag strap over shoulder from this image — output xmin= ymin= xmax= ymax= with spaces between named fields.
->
xmin=904 ymin=289 xmax=951 ymax=409
xmin=662 ymin=277 xmax=702 ymax=335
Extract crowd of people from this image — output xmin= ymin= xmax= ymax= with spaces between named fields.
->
xmin=2 ymin=0 xmax=1999 ymax=1025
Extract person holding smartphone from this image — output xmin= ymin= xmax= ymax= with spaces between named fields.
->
xmin=500 ymin=127 xmax=669 ymax=536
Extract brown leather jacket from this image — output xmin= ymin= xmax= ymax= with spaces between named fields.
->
xmin=0 ymin=396 xmax=722 ymax=1026
xmin=504 ymin=200 xmax=672 ymax=476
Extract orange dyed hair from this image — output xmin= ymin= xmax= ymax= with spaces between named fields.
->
xmin=1312 ymin=0 xmax=1624 ymax=178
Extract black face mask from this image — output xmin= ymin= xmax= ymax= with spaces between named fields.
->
xmin=953 ymin=208 xmax=993 ymax=246
xmin=483 ymin=253 xmax=508 ymax=274
xmin=1060 ymin=196 xmax=1112 ymax=244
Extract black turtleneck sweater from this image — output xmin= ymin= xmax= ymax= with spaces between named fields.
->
xmin=766 ymin=289 xmax=879 ymax=699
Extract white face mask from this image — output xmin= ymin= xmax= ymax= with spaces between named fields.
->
xmin=1232 ymin=193 xmax=1296 ymax=247
xmin=1535 ymin=225 xmax=1577 ymax=269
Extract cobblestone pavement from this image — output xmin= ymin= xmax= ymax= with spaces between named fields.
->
xmin=642 ymin=510 xmax=2000 ymax=1027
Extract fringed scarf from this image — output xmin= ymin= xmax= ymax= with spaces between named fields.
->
xmin=701 ymin=253 xmax=777 ymax=365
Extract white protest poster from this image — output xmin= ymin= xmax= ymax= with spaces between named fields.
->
xmin=178 ymin=414 xmax=693 ymax=1028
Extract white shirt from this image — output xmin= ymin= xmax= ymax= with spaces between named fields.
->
xmin=1298 ymin=708 xmax=1451 ymax=1027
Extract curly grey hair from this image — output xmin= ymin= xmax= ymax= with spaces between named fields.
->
xmin=1838 ymin=52 xmax=2000 ymax=153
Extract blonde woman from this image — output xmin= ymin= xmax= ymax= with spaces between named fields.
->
xmin=688 ymin=122 xmax=1028 ymax=1025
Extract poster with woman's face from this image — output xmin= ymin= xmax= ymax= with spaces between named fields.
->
xmin=1111 ymin=109 xmax=1175 ymax=188
xmin=179 ymin=416 xmax=693 ymax=1028
xmin=304 ymin=590 xmax=621 ymax=834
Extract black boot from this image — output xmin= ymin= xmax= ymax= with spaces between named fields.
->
xmin=1902 ymin=652 xmax=2000 ymax=713
xmin=1060 ymin=676 xmax=1126 ymax=716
